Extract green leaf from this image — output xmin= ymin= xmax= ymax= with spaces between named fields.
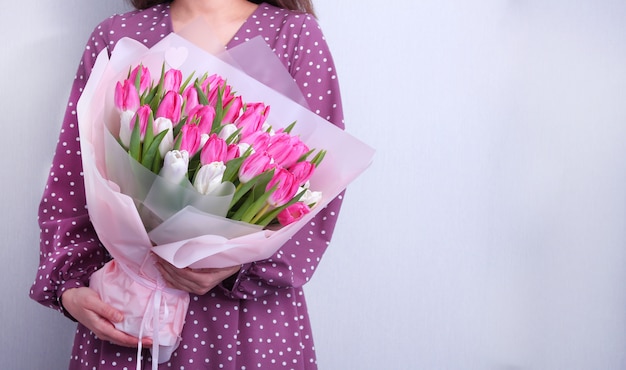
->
xmin=228 ymin=169 xmax=273 ymax=211
xmin=141 ymin=129 xmax=168 ymax=172
xmin=311 ymin=149 xmax=327 ymax=167
xmin=172 ymin=129 xmax=184 ymax=151
xmin=297 ymin=149 xmax=315 ymax=163
xmin=179 ymin=71 xmax=196 ymax=94
xmin=141 ymin=113 xmax=155 ymax=159
xmin=222 ymin=155 xmax=247 ymax=184
xmin=229 ymin=192 xmax=256 ymax=221
xmin=141 ymin=86 xmax=156 ymax=107
xmin=151 ymin=149 xmax=163 ymax=173
xmin=172 ymin=116 xmax=186 ymax=138
xmin=225 ymin=127 xmax=243 ymax=145
xmin=283 ymin=120 xmax=297 ymax=134
xmin=211 ymin=86 xmax=225 ymax=134
xmin=240 ymin=184 xmax=278 ymax=224
xmin=129 ymin=115 xmax=142 ymax=162
xmin=187 ymin=150 xmax=202 ymax=181
xmin=134 ymin=65 xmax=143 ymax=92
xmin=194 ymin=81 xmax=209 ymax=106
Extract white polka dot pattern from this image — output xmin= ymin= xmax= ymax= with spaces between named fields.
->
xmin=30 ymin=3 xmax=345 ymax=369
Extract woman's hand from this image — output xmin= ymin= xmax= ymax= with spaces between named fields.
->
xmin=155 ymin=257 xmax=240 ymax=295
xmin=61 ymin=287 xmax=152 ymax=348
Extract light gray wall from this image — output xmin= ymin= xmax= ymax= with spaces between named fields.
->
xmin=3 ymin=0 xmax=626 ymax=369
xmin=1 ymin=1 xmax=132 ymax=368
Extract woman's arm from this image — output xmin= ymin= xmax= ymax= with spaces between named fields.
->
xmin=29 ymin=17 xmax=115 ymax=317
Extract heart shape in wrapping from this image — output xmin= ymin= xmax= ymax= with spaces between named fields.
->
xmin=164 ymin=46 xmax=188 ymax=69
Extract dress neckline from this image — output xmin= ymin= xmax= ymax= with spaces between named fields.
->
xmin=164 ymin=2 xmax=263 ymax=49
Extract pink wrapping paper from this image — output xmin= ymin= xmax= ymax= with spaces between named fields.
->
xmin=77 ymin=31 xmax=375 ymax=365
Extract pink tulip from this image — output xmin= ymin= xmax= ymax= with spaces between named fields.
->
xmin=163 ymin=68 xmax=182 ymax=92
xmin=225 ymin=143 xmax=240 ymax=162
xmin=241 ymin=130 xmax=271 ymax=153
xmin=129 ymin=64 xmax=151 ymax=94
xmin=222 ymin=95 xmax=243 ymax=124
xmin=187 ymin=105 xmax=216 ymax=134
xmin=277 ymin=202 xmax=311 ymax=226
xmin=114 ymin=79 xmax=140 ymax=112
xmin=289 ymin=161 xmax=315 ymax=185
xmin=177 ymin=124 xmax=202 ymax=155
xmin=266 ymin=133 xmax=310 ymax=169
xmin=182 ymin=85 xmax=200 ymax=115
xmin=202 ymin=74 xmax=227 ymax=106
xmin=200 ymin=134 xmax=227 ymax=165
xmin=266 ymin=167 xmax=298 ymax=207
xmin=156 ymin=90 xmax=183 ymax=124
xmin=235 ymin=103 xmax=269 ymax=138
xmin=132 ymin=105 xmax=152 ymax=138
xmin=238 ymin=151 xmax=273 ymax=183
xmin=215 ymin=84 xmax=234 ymax=108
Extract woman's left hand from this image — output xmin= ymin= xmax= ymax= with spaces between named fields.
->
xmin=155 ymin=257 xmax=240 ymax=295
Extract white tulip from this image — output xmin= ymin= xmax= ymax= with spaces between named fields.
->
xmin=160 ymin=150 xmax=189 ymax=184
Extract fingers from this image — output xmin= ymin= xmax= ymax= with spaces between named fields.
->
xmin=155 ymin=260 xmax=239 ymax=295
xmin=61 ymin=287 xmax=152 ymax=348
xmin=88 ymin=306 xmax=153 ymax=348
xmin=157 ymin=260 xmax=208 ymax=294
xmin=92 ymin=317 xmax=152 ymax=348
xmin=88 ymin=297 xmax=124 ymax=324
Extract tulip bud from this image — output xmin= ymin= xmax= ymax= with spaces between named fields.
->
xmin=239 ymin=151 xmax=273 ymax=183
xmin=193 ymin=162 xmax=227 ymax=195
xmin=160 ymin=150 xmax=189 ymax=184
xmin=129 ymin=64 xmax=151 ymax=94
xmin=200 ymin=134 xmax=227 ymax=165
xmin=118 ymin=110 xmax=136 ymax=148
xmin=222 ymin=95 xmax=243 ymax=124
xmin=235 ymin=102 xmax=269 ymax=138
xmin=114 ymin=79 xmax=140 ymax=112
xmin=266 ymin=133 xmax=309 ymax=169
xmin=241 ymin=130 xmax=270 ymax=153
xmin=163 ymin=68 xmax=182 ymax=93
xmin=266 ymin=167 xmax=298 ymax=207
xmin=300 ymin=188 xmax=322 ymax=207
xmin=177 ymin=124 xmax=202 ymax=155
xmin=182 ymin=85 xmax=200 ymax=115
xmin=277 ymin=202 xmax=311 ymax=226
xmin=156 ymin=90 xmax=183 ymax=124
xmin=133 ymin=105 xmax=152 ymax=139
xmin=218 ymin=123 xmax=238 ymax=141
xmin=289 ymin=161 xmax=315 ymax=185
xmin=225 ymin=143 xmax=240 ymax=162
xmin=153 ymin=117 xmax=174 ymax=157
xmin=188 ymin=105 xmax=216 ymax=134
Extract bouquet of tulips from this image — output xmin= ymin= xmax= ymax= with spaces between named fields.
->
xmin=113 ymin=63 xmax=325 ymax=232
xmin=77 ymin=31 xmax=374 ymax=366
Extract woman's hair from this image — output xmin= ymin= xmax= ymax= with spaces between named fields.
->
xmin=128 ymin=1 xmax=315 ymax=16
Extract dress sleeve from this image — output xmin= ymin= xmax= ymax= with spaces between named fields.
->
xmin=221 ymin=14 xmax=346 ymax=299
xmin=29 ymin=18 xmax=114 ymax=317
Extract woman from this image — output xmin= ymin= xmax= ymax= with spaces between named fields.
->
xmin=30 ymin=0 xmax=345 ymax=368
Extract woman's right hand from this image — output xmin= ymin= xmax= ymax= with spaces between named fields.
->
xmin=61 ymin=287 xmax=152 ymax=348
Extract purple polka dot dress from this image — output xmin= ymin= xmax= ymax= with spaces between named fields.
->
xmin=30 ymin=3 xmax=345 ymax=369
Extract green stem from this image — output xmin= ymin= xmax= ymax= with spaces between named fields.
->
xmin=250 ymin=203 xmax=271 ymax=224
